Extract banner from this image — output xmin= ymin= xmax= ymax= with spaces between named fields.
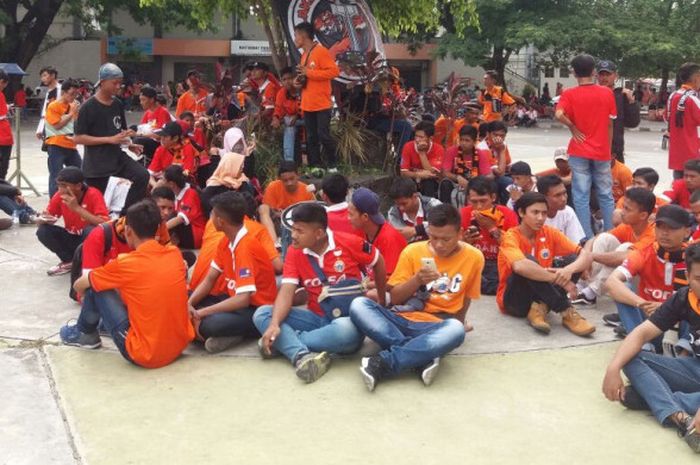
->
xmin=274 ymin=0 xmax=386 ymax=84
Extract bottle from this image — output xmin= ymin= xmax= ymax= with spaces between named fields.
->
xmin=11 ymin=209 xmax=20 ymax=227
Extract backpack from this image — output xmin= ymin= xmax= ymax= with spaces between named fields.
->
xmin=69 ymin=222 xmax=113 ymax=301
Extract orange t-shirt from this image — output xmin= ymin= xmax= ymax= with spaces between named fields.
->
xmin=262 ymin=179 xmax=315 ymax=210
xmin=611 ymin=160 xmax=633 ymax=202
xmin=434 ymin=116 xmax=466 ymax=148
xmin=300 ymin=43 xmax=339 ymax=112
xmin=478 ymin=86 xmax=515 ymax=122
xmin=45 ymin=100 xmax=77 ymax=149
xmin=619 ymin=242 xmax=687 ymax=303
xmin=175 ymin=88 xmax=209 ymax=117
xmin=609 ymin=222 xmax=656 ymax=250
xmin=497 ymin=226 xmax=581 ymax=312
xmin=388 ymin=241 xmax=484 ymax=323
xmin=89 ymin=240 xmax=194 ymax=368
xmin=210 ymin=228 xmax=278 ymax=307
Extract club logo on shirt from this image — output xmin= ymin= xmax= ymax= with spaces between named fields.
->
xmin=427 ymin=273 xmax=464 ymax=295
xmin=239 ymin=268 xmax=251 ymax=279
xmin=540 ymin=248 xmax=550 ymax=260
xmin=334 ymin=260 xmax=345 ymax=273
xmin=113 ymin=116 xmax=122 ymax=129
xmin=226 ymin=278 xmax=237 ymax=290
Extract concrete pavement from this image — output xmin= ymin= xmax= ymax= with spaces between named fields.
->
xmin=1 ymin=117 xmax=696 ymax=464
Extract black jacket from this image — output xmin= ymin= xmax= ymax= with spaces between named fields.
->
xmin=0 ymin=179 xmax=19 ymax=198
xmin=612 ymin=87 xmax=641 ymax=156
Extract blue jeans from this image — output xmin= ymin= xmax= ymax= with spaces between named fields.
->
xmin=0 ymin=195 xmax=35 ymax=223
xmin=569 ymin=155 xmax=614 ymax=239
xmin=77 ymin=289 xmax=133 ymax=363
xmin=616 ymin=302 xmax=664 ymax=353
xmin=47 ymin=145 xmax=82 ymax=198
xmin=282 ymin=117 xmax=304 ymax=162
xmin=623 ymin=351 xmax=700 ymax=424
xmin=253 ymin=305 xmax=364 ymax=364
xmin=349 ymin=297 xmax=465 ymax=376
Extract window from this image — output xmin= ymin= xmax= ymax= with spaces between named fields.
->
xmin=559 ymin=66 xmax=570 ymax=78
xmin=544 ymin=66 xmax=554 ymax=78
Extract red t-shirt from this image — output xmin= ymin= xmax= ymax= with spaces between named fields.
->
xmin=619 ymin=242 xmax=686 ymax=302
xmin=460 ymin=205 xmax=519 ymax=260
xmin=148 ymin=143 xmax=197 ymax=176
xmin=140 ymin=106 xmax=172 ymax=130
xmin=666 ymin=86 xmax=700 ymax=171
xmin=81 ymin=223 xmax=131 ymax=272
xmin=400 ymin=141 xmax=445 ymax=171
xmin=281 ymin=230 xmax=379 ymax=316
xmin=175 ymin=185 xmax=205 ymax=248
xmin=556 ymin=84 xmax=617 ymax=160
xmin=664 ymin=179 xmax=692 ymax=209
xmin=14 ymin=89 xmax=26 ymax=108
xmin=46 ymin=187 xmax=109 ymax=235
xmin=0 ymin=91 xmax=13 ymax=146
xmin=326 ymin=203 xmax=362 ymax=237
xmin=368 ymin=222 xmax=407 ymax=275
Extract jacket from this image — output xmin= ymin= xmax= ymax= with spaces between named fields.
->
xmin=0 ymin=179 xmax=19 ymax=198
xmin=612 ymin=87 xmax=641 ymax=156
xmin=388 ymin=195 xmax=442 ymax=241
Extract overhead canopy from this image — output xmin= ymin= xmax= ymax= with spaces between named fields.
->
xmin=0 ymin=63 xmax=28 ymax=75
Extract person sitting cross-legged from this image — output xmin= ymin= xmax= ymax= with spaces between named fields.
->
xmin=36 ymin=167 xmax=109 ymax=276
xmin=539 ymin=174 xmax=585 ymax=245
xmin=605 ymin=205 xmax=691 ymax=351
xmin=254 ymin=202 xmax=386 ymax=384
xmin=602 ymin=242 xmax=700 ymax=454
xmin=188 ymin=192 xmax=278 ymax=354
xmin=387 ymin=176 xmax=442 ymax=243
xmin=612 ymin=167 xmax=667 ymax=226
xmin=61 ymin=200 xmax=195 ymax=368
xmin=497 ymin=192 xmax=595 ymax=336
xmin=350 ymin=204 xmax=484 ymax=392
xmin=161 ymin=164 xmax=206 ymax=249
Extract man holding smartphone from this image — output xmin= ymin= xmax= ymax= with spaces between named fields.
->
xmin=350 ymin=204 xmax=484 ymax=392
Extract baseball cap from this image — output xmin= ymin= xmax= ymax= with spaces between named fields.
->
xmin=351 ymin=187 xmax=385 ymax=225
xmin=186 ymin=69 xmax=200 ymax=78
xmin=597 ymin=60 xmax=617 ymax=73
xmin=250 ymin=62 xmax=270 ymax=72
xmin=655 ymin=204 xmax=691 ymax=229
xmin=154 ymin=121 xmax=183 ymax=138
xmin=97 ymin=63 xmax=123 ymax=86
xmin=554 ymin=147 xmax=569 ymax=161
xmin=56 ymin=166 xmax=84 ymax=184
xmin=140 ymin=86 xmax=157 ymax=99
xmin=510 ymin=161 xmax=532 ymax=176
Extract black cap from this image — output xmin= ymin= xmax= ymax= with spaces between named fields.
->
xmin=250 ymin=61 xmax=269 ymax=72
xmin=186 ymin=69 xmax=200 ymax=78
xmin=510 ymin=161 xmax=532 ymax=176
xmin=655 ymin=204 xmax=691 ymax=229
xmin=597 ymin=60 xmax=617 ymax=73
xmin=140 ymin=86 xmax=157 ymax=99
xmin=56 ymin=166 xmax=84 ymax=184
xmin=154 ymin=121 xmax=183 ymax=138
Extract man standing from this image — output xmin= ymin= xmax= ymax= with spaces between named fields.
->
xmin=596 ymin=60 xmax=641 ymax=164
xmin=73 ymin=63 xmax=149 ymax=215
xmin=665 ymin=62 xmax=700 ymax=179
xmin=556 ymin=53 xmax=617 ymax=239
xmin=293 ymin=22 xmax=340 ymax=169
xmin=35 ymin=66 xmax=61 ymax=141
xmin=175 ymin=70 xmax=208 ymax=118
xmin=478 ymin=70 xmax=516 ymax=123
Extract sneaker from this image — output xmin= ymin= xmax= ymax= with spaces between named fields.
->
xmin=527 ymin=302 xmax=551 ymax=334
xmin=681 ymin=417 xmax=700 ymax=453
xmin=420 ymin=358 xmax=441 ymax=386
xmin=204 ymin=336 xmax=244 ymax=354
xmin=620 ymin=385 xmax=649 ymax=411
xmin=602 ymin=313 xmax=621 ymax=327
xmin=47 ymin=261 xmax=72 ymax=276
xmin=360 ymin=356 xmax=386 ymax=392
xmin=59 ymin=324 xmax=101 ymax=349
xmin=294 ymin=351 xmax=331 ymax=383
xmin=257 ymin=337 xmax=280 ymax=359
xmin=561 ymin=307 xmax=596 ymax=337
xmin=613 ymin=325 xmax=628 ymax=339
xmin=571 ymin=293 xmax=596 ymax=306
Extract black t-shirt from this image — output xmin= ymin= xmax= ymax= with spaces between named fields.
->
xmin=649 ymin=286 xmax=700 ymax=355
xmin=75 ymin=96 xmax=128 ymax=178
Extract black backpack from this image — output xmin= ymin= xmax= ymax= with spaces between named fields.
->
xmin=69 ymin=222 xmax=113 ymax=301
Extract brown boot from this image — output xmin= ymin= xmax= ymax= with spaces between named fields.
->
xmin=527 ymin=302 xmax=551 ymax=334
xmin=561 ymin=307 xmax=596 ymax=337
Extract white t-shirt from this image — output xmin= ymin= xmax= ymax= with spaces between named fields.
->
xmin=545 ymin=205 xmax=586 ymax=244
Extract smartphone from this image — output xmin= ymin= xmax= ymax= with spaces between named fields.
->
xmin=468 ymin=225 xmax=479 ymax=235
xmin=421 ymin=257 xmax=438 ymax=272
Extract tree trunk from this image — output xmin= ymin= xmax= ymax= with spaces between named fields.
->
xmin=255 ymin=1 xmax=286 ymax=73
xmin=1 ymin=0 xmax=65 ymax=69
xmin=659 ymin=66 xmax=670 ymax=106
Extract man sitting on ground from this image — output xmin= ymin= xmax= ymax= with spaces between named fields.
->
xmin=611 ymin=158 xmax=633 ymax=204
xmin=36 ymin=167 xmax=109 ymax=276
xmin=575 ymin=188 xmax=657 ymax=306
xmin=161 ymin=165 xmax=206 ymax=249
xmin=497 ymin=192 xmax=594 ymax=336
xmin=603 ymin=242 xmax=700 ymax=454
xmin=612 ymin=167 xmax=667 ymax=226
xmin=439 ymin=125 xmax=492 ymax=205
xmin=189 ymin=192 xmax=278 ymax=354
xmin=321 ymin=173 xmax=360 ymax=236
xmin=388 ymin=177 xmax=442 ymax=243
xmin=539 ymin=174 xmax=585 ymax=245
xmin=148 ymin=121 xmax=197 ymax=187
xmin=61 ymin=200 xmax=194 ymax=368
xmin=258 ymin=161 xmax=315 ymax=251
xmin=0 ymin=178 xmax=36 ymax=224
xmin=690 ymin=191 xmax=700 ymax=240
xmin=350 ymin=204 xmax=484 ymax=392
xmin=460 ymin=176 xmax=518 ymax=295
xmin=605 ymin=205 xmax=691 ymax=351
xmin=399 ymin=120 xmax=445 ymax=198
xmin=665 ymin=159 xmax=700 ymax=210
xmin=536 ymin=148 xmax=572 ymax=187
xmin=506 ymin=161 xmax=537 ymax=210
xmin=254 ymin=203 xmax=386 ymax=384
